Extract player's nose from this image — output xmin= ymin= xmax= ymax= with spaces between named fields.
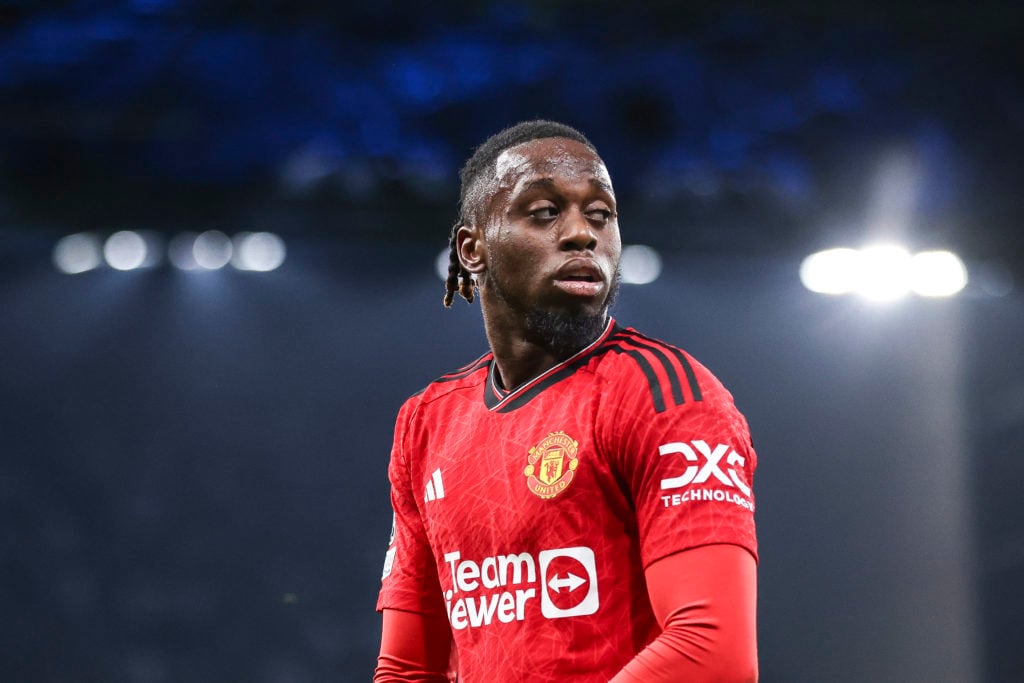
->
xmin=558 ymin=208 xmax=598 ymax=252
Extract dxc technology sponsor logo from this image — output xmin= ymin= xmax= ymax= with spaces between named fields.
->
xmin=658 ymin=440 xmax=753 ymax=511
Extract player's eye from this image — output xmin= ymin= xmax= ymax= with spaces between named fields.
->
xmin=531 ymin=206 xmax=559 ymax=220
xmin=586 ymin=208 xmax=612 ymax=221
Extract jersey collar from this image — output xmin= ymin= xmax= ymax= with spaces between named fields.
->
xmin=483 ymin=317 xmax=616 ymax=412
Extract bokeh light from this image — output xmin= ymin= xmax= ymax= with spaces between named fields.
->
xmin=910 ymin=250 xmax=968 ymax=297
xmin=103 ymin=231 xmax=148 ymax=271
xmin=799 ymin=248 xmax=863 ymax=295
xmin=857 ymin=244 xmax=912 ymax=301
xmin=620 ymin=245 xmax=663 ymax=285
xmin=231 ymin=232 xmax=286 ymax=272
xmin=193 ymin=231 xmax=232 ymax=270
xmin=53 ymin=233 xmax=102 ymax=274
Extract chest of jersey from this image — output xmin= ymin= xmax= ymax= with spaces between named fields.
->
xmin=407 ymin=377 xmax=643 ymax=636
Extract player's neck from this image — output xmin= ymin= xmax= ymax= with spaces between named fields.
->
xmin=482 ymin=307 xmax=607 ymax=392
xmin=486 ymin=335 xmax=565 ymax=392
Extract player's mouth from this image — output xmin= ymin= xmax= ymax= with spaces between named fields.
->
xmin=553 ymin=262 xmax=605 ymax=298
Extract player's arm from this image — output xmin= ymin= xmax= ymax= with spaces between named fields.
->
xmin=376 ymin=399 xmax=453 ymax=682
xmin=374 ymin=608 xmax=452 ymax=683
xmin=609 ymin=544 xmax=758 ymax=683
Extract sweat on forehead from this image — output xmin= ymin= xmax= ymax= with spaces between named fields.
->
xmin=464 ymin=138 xmax=611 ymax=225
xmin=494 ymin=138 xmax=611 ymax=189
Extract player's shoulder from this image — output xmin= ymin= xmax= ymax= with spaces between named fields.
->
xmin=399 ymin=351 xmax=492 ymax=414
xmin=595 ymin=324 xmax=733 ymax=413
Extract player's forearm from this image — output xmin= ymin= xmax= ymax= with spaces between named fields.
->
xmin=375 ymin=609 xmax=453 ymax=683
xmin=373 ymin=653 xmax=450 ymax=683
xmin=610 ymin=545 xmax=758 ymax=683
xmin=608 ymin=609 xmax=758 ymax=683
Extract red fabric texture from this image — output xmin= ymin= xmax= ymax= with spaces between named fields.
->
xmin=610 ymin=544 xmax=758 ymax=682
xmin=374 ymin=609 xmax=452 ymax=683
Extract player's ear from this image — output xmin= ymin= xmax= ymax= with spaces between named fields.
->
xmin=456 ymin=223 xmax=487 ymax=275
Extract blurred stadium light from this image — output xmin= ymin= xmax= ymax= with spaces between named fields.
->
xmin=231 ymin=232 xmax=286 ymax=272
xmin=103 ymin=230 xmax=162 ymax=271
xmin=857 ymin=244 xmax=913 ymax=301
xmin=435 ymin=247 xmax=452 ymax=282
xmin=910 ymin=250 xmax=969 ymax=297
xmin=799 ymin=247 xmax=862 ymax=295
xmin=192 ymin=231 xmax=233 ymax=270
xmin=620 ymin=244 xmax=663 ymax=285
xmin=59 ymin=230 xmax=287 ymax=273
xmin=800 ymin=245 xmax=967 ymax=299
xmin=53 ymin=232 xmax=102 ymax=274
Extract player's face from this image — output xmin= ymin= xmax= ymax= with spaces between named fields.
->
xmin=479 ymin=138 xmax=622 ymax=322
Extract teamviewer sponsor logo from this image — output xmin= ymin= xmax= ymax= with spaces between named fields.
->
xmin=658 ymin=440 xmax=754 ymax=511
xmin=441 ymin=546 xmax=599 ymax=630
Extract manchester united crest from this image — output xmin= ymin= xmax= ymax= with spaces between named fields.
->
xmin=524 ymin=431 xmax=580 ymax=500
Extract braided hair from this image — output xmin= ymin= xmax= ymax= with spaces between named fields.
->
xmin=443 ymin=120 xmax=598 ymax=307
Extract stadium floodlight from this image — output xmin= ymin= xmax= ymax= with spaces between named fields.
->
xmin=231 ymin=232 xmax=286 ymax=271
xmin=802 ymin=244 xmax=969 ymax=300
xmin=799 ymin=247 xmax=863 ymax=295
xmin=620 ymin=245 xmax=662 ymax=285
xmin=909 ymin=250 xmax=968 ymax=297
xmin=53 ymin=232 xmax=102 ymax=274
xmin=193 ymin=230 xmax=232 ymax=270
xmin=104 ymin=230 xmax=149 ymax=270
xmin=857 ymin=244 xmax=912 ymax=301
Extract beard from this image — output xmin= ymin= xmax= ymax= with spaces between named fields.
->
xmin=522 ymin=307 xmax=611 ymax=357
xmin=487 ymin=264 xmax=621 ymax=358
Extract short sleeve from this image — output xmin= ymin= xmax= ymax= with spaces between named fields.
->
xmin=598 ymin=352 xmax=758 ymax=568
xmin=376 ymin=399 xmax=447 ymax=616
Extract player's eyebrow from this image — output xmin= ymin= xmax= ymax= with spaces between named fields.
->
xmin=518 ymin=176 xmax=615 ymax=197
xmin=589 ymin=177 xmax=615 ymax=196
xmin=518 ymin=177 xmax=556 ymax=193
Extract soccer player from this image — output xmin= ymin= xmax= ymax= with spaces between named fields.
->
xmin=375 ymin=120 xmax=758 ymax=682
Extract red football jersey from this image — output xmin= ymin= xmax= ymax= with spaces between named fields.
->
xmin=377 ymin=319 xmax=757 ymax=682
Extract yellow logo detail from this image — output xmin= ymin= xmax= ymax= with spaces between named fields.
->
xmin=524 ymin=431 xmax=580 ymax=500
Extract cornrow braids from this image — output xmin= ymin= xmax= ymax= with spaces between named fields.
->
xmin=443 ymin=119 xmax=598 ymax=307
xmin=443 ymin=219 xmax=475 ymax=307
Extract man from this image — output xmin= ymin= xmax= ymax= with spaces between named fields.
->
xmin=375 ymin=120 xmax=758 ymax=682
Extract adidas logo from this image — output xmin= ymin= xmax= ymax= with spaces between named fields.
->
xmin=424 ymin=468 xmax=445 ymax=502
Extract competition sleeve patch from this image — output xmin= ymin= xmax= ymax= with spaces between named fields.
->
xmin=381 ymin=511 xmax=397 ymax=579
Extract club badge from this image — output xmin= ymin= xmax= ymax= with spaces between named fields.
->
xmin=524 ymin=431 xmax=580 ymax=500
